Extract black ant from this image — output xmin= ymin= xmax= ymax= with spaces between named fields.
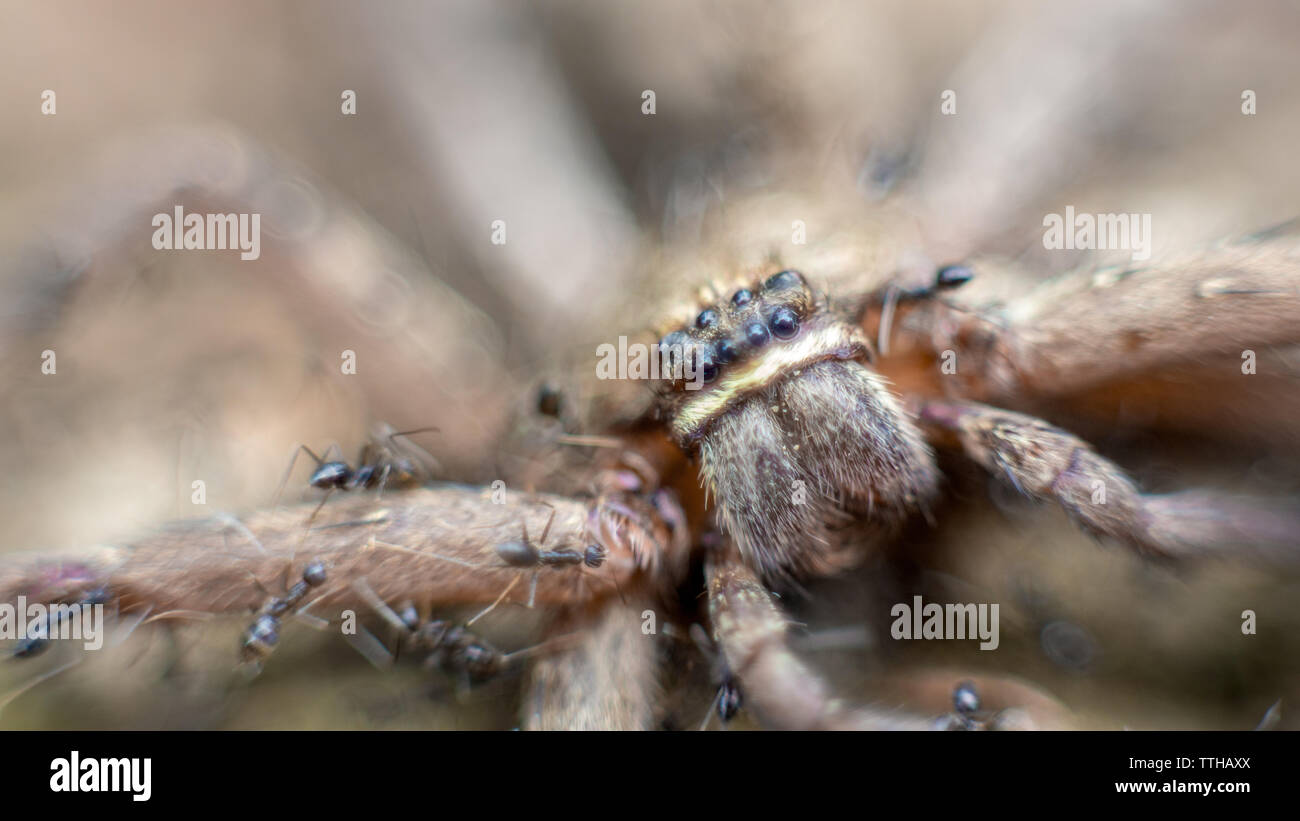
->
xmin=496 ymin=521 xmax=607 ymax=571
xmin=466 ymin=506 xmax=609 ymax=626
xmin=689 ymin=621 xmax=745 ymax=730
xmin=716 ymin=677 xmax=743 ymax=723
xmin=408 ymin=620 xmax=506 ymax=683
xmin=873 ymin=263 xmax=976 ymax=355
xmin=936 ymin=680 xmax=992 ymax=731
xmin=347 ymin=577 xmax=509 ymax=685
xmin=239 ymin=561 xmax=328 ymax=666
xmin=273 ymin=424 xmax=440 ymax=511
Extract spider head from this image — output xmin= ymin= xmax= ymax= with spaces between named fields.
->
xmin=656 ymin=268 xmax=817 ymax=398
xmin=656 ymin=269 xmax=939 ymax=581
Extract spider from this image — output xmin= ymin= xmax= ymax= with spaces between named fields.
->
xmin=1 ymin=2 xmax=1299 ymax=731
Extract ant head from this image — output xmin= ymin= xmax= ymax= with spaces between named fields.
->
xmin=583 ymin=544 xmax=607 ymax=568
xmin=302 ymin=562 xmax=327 ymax=587
xmin=497 ymin=540 xmax=539 ymax=567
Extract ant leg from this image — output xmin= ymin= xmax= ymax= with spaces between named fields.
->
xmin=291 ymin=593 xmax=332 ymax=631
xmin=465 ymin=574 xmax=521 ymax=627
xmin=388 ymin=427 xmax=443 ymax=478
xmin=536 ymin=503 xmax=557 ymax=547
xmin=243 ymin=568 xmax=276 ymax=599
xmin=526 ymin=570 xmax=539 ymax=609
xmin=271 ymin=444 xmax=327 ymax=509
xmin=215 ymin=513 xmax=268 ymax=556
xmin=699 ymin=687 xmax=725 ymax=731
xmin=343 ymin=624 xmax=396 ymax=671
xmin=301 ymin=488 xmax=335 ymax=532
xmin=0 ymin=658 xmax=83 ymax=717
xmin=341 ymin=577 xmax=407 ymax=670
xmin=371 ymin=540 xmax=481 ymax=569
xmin=350 ymin=577 xmax=411 ymax=634
xmin=388 ymin=426 xmax=440 ymax=441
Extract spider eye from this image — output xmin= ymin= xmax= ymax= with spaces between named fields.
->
xmin=536 ymin=383 xmax=563 ymax=417
xmin=764 ymin=270 xmax=803 ymax=292
xmin=767 ymin=306 xmax=799 ymax=339
xmin=935 ymin=264 xmax=974 ymax=290
xmin=696 ymin=308 xmax=719 ymax=329
xmin=730 ymin=288 xmax=753 ymax=307
xmin=689 ymin=344 xmax=720 ymax=383
xmin=716 ymin=338 xmax=739 ymax=364
xmin=743 ymin=321 xmax=770 ymax=348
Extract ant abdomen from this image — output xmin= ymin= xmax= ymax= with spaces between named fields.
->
xmin=308 ymin=461 xmax=353 ymax=490
xmin=240 ymin=614 xmax=281 ymax=663
xmin=496 ymin=540 xmax=539 ymax=567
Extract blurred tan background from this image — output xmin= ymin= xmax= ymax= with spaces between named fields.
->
xmin=1 ymin=0 xmax=1298 ymax=729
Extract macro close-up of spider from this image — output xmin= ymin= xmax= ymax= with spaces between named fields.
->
xmin=1 ymin=0 xmax=1299 ymax=747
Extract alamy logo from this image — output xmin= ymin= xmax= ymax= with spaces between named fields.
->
xmin=890 ymin=595 xmax=999 ymax=650
xmin=1042 ymin=205 xmax=1151 ymax=261
xmin=151 ymin=206 xmax=261 ymax=260
xmin=595 ymin=336 xmax=707 ymax=390
xmin=0 ymin=598 xmax=104 ymax=651
xmin=50 ymin=751 xmax=151 ymax=802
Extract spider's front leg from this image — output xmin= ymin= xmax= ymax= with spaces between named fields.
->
xmin=915 ymin=399 xmax=1300 ymax=566
xmin=705 ymin=543 xmax=930 ymax=731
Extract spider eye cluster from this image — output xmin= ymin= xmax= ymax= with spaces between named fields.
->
xmin=659 ymin=269 xmax=812 ymax=386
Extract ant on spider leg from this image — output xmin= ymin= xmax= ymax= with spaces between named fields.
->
xmin=239 ymin=561 xmax=329 ymax=667
xmin=689 ymin=621 xmax=745 ymax=730
xmin=935 ymin=681 xmax=997 ymax=731
xmin=347 ymin=577 xmax=513 ymax=686
xmin=272 ymin=424 xmax=441 ymax=518
xmin=465 ymin=504 xmax=610 ymax=627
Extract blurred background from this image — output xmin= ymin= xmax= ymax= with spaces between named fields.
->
xmin=1 ymin=0 xmax=1298 ymax=729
